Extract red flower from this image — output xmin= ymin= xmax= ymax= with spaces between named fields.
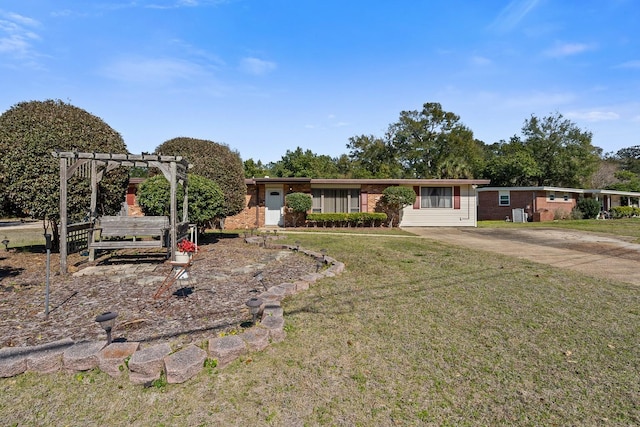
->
xmin=177 ymin=239 xmax=198 ymax=253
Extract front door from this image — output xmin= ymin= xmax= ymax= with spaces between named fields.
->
xmin=265 ymin=188 xmax=283 ymax=226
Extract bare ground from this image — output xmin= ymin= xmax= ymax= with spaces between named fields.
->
xmin=0 ymin=234 xmax=317 ymax=350
xmin=409 ymin=227 xmax=640 ymax=285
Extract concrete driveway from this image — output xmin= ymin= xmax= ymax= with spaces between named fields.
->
xmin=407 ymin=227 xmax=640 ymax=286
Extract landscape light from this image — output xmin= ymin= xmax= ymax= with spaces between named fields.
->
xmin=245 ymin=297 xmax=263 ymax=324
xmin=1 ymin=239 xmax=8 ymax=251
xmin=95 ymin=311 xmax=118 ymax=345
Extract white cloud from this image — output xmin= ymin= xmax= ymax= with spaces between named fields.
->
xmin=239 ymin=57 xmax=277 ymax=76
xmin=543 ymin=42 xmax=593 ymax=58
xmin=615 ymin=60 xmax=640 ymax=69
xmin=0 ymin=11 xmax=41 ymax=59
xmin=488 ymin=0 xmax=541 ymax=32
xmin=471 ymin=55 xmax=492 ymax=66
xmin=567 ymin=111 xmax=620 ymax=122
xmin=101 ymin=57 xmax=208 ymax=85
xmin=504 ymin=91 xmax=576 ymax=108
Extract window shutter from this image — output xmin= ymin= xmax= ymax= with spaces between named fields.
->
xmin=360 ymin=191 xmax=368 ymax=212
xmin=454 ymin=186 xmax=461 ymax=209
xmin=413 ymin=186 xmax=420 ymax=209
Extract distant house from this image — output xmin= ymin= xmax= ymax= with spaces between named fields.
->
xmin=477 ymin=186 xmax=640 ymax=221
xmin=224 ymin=177 xmax=490 ymax=229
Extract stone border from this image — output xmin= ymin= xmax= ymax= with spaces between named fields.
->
xmin=0 ymin=239 xmax=345 ymax=385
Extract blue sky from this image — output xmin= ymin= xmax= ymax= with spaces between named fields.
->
xmin=1 ymin=0 xmax=638 ymax=163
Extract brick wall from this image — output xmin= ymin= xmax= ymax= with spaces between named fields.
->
xmin=478 ymin=190 xmax=577 ymax=221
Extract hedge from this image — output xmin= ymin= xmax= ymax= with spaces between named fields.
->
xmin=306 ymin=212 xmax=387 ymax=227
xmin=610 ymin=206 xmax=640 ymax=218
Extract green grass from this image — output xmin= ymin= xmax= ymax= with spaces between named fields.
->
xmin=0 ymin=223 xmax=45 ymax=249
xmin=1 ymin=232 xmax=639 ymax=425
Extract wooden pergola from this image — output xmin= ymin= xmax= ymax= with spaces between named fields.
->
xmin=52 ymin=151 xmax=191 ymax=273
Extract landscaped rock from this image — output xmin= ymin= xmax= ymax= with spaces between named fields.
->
xmin=128 ymin=342 xmax=172 ymax=384
xmin=26 ymin=338 xmax=75 ymax=374
xmin=328 ymin=262 xmax=345 ymax=274
xmin=0 ymin=347 xmax=29 ymax=378
xmin=260 ymin=316 xmax=286 ymax=343
xmin=241 ymin=327 xmax=270 ymax=351
xmin=294 ymin=280 xmax=310 ymax=291
xmin=164 ymin=344 xmax=207 ymax=384
xmin=208 ymin=335 xmax=246 ymax=368
xmin=262 ymin=304 xmax=283 ymax=318
xmin=300 ymin=272 xmax=325 ymax=283
xmin=278 ymin=282 xmax=297 ymax=296
xmin=98 ymin=342 xmax=140 ymax=377
xmin=63 ymin=341 xmax=106 ymax=372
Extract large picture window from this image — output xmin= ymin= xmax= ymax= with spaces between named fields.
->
xmin=312 ymin=189 xmax=360 ymax=213
xmin=421 ymin=187 xmax=452 ymax=208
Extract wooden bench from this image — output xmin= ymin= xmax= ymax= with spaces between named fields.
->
xmin=89 ymin=216 xmax=172 ymax=261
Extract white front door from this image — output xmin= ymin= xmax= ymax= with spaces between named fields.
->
xmin=265 ymin=188 xmax=283 ymax=226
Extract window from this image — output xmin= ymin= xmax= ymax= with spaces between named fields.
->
xmin=563 ymin=193 xmax=570 ymax=201
xmin=548 ymin=192 xmax=555 ymax=201
xmin=420 ymin=187 xmax=452 ymax=208
xmin=498 ymin=190 xmax=510 ymax=206
xmin=311 ymin=188 xmax=360 ymax=213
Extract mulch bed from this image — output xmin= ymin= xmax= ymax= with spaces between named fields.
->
xmin=0 ymin=235 xmax=317 ymax=349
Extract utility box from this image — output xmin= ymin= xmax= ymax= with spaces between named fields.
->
xmin=512 ymin=208 xmax=527 ymax=223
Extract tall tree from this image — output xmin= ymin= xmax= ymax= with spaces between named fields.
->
xmin=615 ymin=145 xmax=640 ymax=175
xmin=346 ymin=134 xmax=402 ymax=178
xmin=387 ymin=102 xmax=482 ymax=178
xmin=0 ymin=99 xmax=128 ymax=243
xmin=520 ymin=112 xmax=600 ymax=187
xmin=244 ymin=158 xmax=271 ymax=178
xmin=270 ymin=147 xmax=342 ymax=178
xmin=481 ymin=138 xmax=542 ymax=186
xmin=155 ymin=137 xmax=246 ymax=218
xmin=481 ymin=113 xmax=600 ymax=187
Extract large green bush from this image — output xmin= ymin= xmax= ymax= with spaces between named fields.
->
xmin=380 ymin=186 xmax=417 ymax=227
xmin=155 ymin=137 xmax=246 ymax=220
xmin=0 ymin=99 xmax=128 ymax=243
xmin=285 ymin=192 xmax=312 ymax=227
xmin=576 ymin=198 xmax=601 ymax=219
xmin=137 ymin=173 xmax=224 ymax=232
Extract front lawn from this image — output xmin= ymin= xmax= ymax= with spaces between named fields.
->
xmin=1 ymin=232 xmax=638 ymax=425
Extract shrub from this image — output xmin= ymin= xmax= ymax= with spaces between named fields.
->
xmin=0 ymin=99 xmax=128 ymax=246
xmin=610 ymin=206 xmax=639 ymax=218
xmin=137 ymin=173 xmax=224 ymax=233
xmin=155 ymin=137 xmax=246 ymax=220
xmin=570 ymin=207 xmax=584 ymax=220
xmin=380 ymin=186 xmax=417 ymax=227
xmin=285 ymin=192 xmax=312 ymax=227
xmin=576 ymin=198 xmax=602 ymax=219
xmin=306 ymin=212 xmax=387 ymax=227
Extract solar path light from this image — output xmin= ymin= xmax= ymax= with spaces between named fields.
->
xmin=246 ymin=297 xmax=263 ymax=325
xmin=95 ymin=311 xmax=118 ymax=345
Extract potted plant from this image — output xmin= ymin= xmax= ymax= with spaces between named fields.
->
xmin=176 ymin=239 xmax=198 ymax=263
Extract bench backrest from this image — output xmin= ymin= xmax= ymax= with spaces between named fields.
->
xmin=98 ymin=216 xmax=170 ymax=237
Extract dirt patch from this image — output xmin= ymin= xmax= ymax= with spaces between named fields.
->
xmin=0 ymin=235 xmax=317 ymax=349
xmin=408 ymin=227 xmax=640 ymax=285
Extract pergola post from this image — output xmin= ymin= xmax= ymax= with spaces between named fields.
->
xmin=59 ymin=157 xmax=68 ymax=274
xmin=169 ymin=160 xmax=178 ymax=262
